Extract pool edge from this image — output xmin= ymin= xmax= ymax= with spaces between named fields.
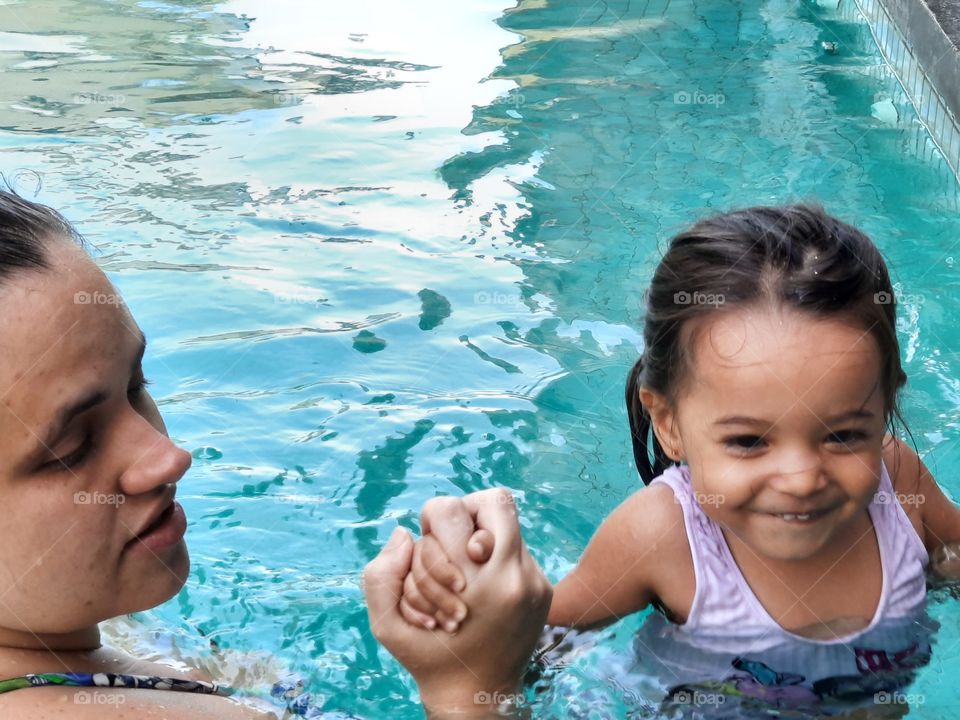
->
xmin=850 ymin=0 xmax=960 ymax=181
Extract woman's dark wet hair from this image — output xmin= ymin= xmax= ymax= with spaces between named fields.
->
xmin=627 ymin=203 xmax=911 ymax=485
xmin=0 ymin=186 xmax=84 ymax=281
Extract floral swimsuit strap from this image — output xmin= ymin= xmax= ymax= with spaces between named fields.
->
xmin=0 ymin=671 xmax=230 ymax=696
xmin=0 ymin=671 xmax=358 ymax=717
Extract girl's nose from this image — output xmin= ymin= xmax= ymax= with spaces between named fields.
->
xmin=769 ymin=450 xmax=827 ymax=497
xmin=117 ymin=415 xmax=193 ymax=496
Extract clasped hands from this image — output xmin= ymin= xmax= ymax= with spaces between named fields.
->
xmin=362 ymin=488 xmax=552 ymax=717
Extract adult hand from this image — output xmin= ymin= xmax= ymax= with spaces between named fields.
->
xmin=363 ymin=488 xmax=552 ymax=717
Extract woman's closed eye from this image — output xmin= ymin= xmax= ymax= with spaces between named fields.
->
xmin=129 ymin=375 xmax=151 ymax=400
xmin=45 ymin=376 xmax=152 ymax=473
xmin=46 ymin=437 xmax=94 ymax=472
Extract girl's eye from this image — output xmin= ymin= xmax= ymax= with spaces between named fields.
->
xmin=47 ymin=437 xmax=93 ymax=472
xmin=828 ymin=429 xmax=867 ymax=445
xmin=725 ymin=435 xmax=766 ymax=451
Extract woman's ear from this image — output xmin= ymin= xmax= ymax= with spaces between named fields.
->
xmin=638 ymin=386 xmax=685 ymax=462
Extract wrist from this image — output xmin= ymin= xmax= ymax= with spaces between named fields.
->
xmin=419 ymin=679 xmax=526 ymax=718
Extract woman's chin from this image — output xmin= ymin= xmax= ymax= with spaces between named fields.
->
xmin=123 ymin=544 xmax=191 ymax=613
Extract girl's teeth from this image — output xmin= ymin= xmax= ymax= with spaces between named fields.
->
xmin=779 ymin=513 xmax=812 ymax=521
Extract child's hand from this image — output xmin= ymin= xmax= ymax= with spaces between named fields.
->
xmin=399 ymin=526 xmax=495 ymax=633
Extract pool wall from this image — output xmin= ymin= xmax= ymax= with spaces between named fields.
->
xmin=848 ymin=0 xmax=960 ymax=179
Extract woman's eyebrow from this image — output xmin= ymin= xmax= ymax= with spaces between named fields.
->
xmin=18 ymin=330 xmax=147 ymax=470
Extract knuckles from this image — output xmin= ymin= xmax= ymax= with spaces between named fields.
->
xmin=421 ymin=496 xmax=468 ymax=523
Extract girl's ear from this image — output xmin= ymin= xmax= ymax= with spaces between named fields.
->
xmin=638 ymin=386 xmax=685 ymax=462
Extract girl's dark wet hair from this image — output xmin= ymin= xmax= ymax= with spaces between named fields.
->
xmin=0 ymin=187 xmax=84 ymax=281
xmin=627 ymin=203 xmax=910 ymax=485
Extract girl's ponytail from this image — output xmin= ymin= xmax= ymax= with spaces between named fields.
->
xmin=625 ymin=354 xmax=674 ymax=485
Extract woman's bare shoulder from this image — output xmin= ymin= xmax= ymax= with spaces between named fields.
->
xmin=0 ymin=684 xmax=279 ymax=719
xmin=0 ymin=646 xmax=252 ymax=718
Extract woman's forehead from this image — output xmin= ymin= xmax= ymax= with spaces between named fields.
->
xmin=0 ymin=246 xmax=136 ymax=425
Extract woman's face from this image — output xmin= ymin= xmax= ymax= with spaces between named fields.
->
xmin=0 ymin=238 xmax=192 ymax=637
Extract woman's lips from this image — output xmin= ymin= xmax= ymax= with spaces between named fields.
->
xmin=125 ymin=501 xmax=186 ymax=554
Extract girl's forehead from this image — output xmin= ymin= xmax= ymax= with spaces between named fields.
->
xmin=690 ymin=307 xmax=879 ymax=369
xmin=684 ymin=308 xmax=882 ymax=401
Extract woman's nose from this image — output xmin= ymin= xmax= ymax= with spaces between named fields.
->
xmin=117 ymin=416 xmax=192 ymax=496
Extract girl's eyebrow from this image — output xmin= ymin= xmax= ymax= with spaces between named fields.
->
xmin=17 ymin=330 xmax=147 ymax=470
xmin=713 ymin=409 xmax=875 ymax=427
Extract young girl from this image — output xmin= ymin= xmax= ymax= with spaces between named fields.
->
xmin=400 ymin=204 xmax=960 ymax=710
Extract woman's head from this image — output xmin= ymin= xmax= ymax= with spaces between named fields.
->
xmin=628 ymin=204 xmax=909 ymax=560
xmin=0 ymin=189 xmax=192 ymax=644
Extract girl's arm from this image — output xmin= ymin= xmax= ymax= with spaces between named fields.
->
xmin=547 ymin=482 xmax=682 ymax=629
xmin=401 ymin=483 xmax=685 ymax=632
xmin=884 ymin=434 xmax=960 ymax=567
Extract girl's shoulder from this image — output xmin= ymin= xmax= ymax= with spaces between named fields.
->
xmin=612 ymin=482 xmax=696 ymax=615
xmin=548 ymin=481 xmax=694 ymax=628
xmin=883 ymin=432 xmax=960 ymax=555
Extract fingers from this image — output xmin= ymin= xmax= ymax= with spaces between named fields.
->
xmin=400 ymin=595 xmax=437 ymax=630
xmin=466 ymin=529 xmax=495 ymax=563
xmin=401 ymin=571 xmax=438 ymax=627
xmin=362 ymin=528 xmax=414 ymax=637
xmin=419 ymin=534 xmax=466 ymax=592
xmin=420 ymin=496 xmax=475 ymax=568
xmin=413 ymin=537 xmax=467 ymax=627
xmin=461 ymin=488 xmax=522 ymax=561
xmin=400 ymin=577 xmax=458 ymax=629
xmin=398 ymin=538 xmax=468 ymax=633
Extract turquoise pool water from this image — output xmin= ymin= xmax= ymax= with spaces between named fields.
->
xmin=2 ymin=0 xmax=960 ymax=716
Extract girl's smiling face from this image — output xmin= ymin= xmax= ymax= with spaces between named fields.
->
xmin=0 ymin=238 xmax=192 ymax=644
xmin=642 ymin=304 xmax=888 ymax=563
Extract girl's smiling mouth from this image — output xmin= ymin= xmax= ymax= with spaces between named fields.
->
xmin=764 ymin=505 xmax=837 ymax=524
